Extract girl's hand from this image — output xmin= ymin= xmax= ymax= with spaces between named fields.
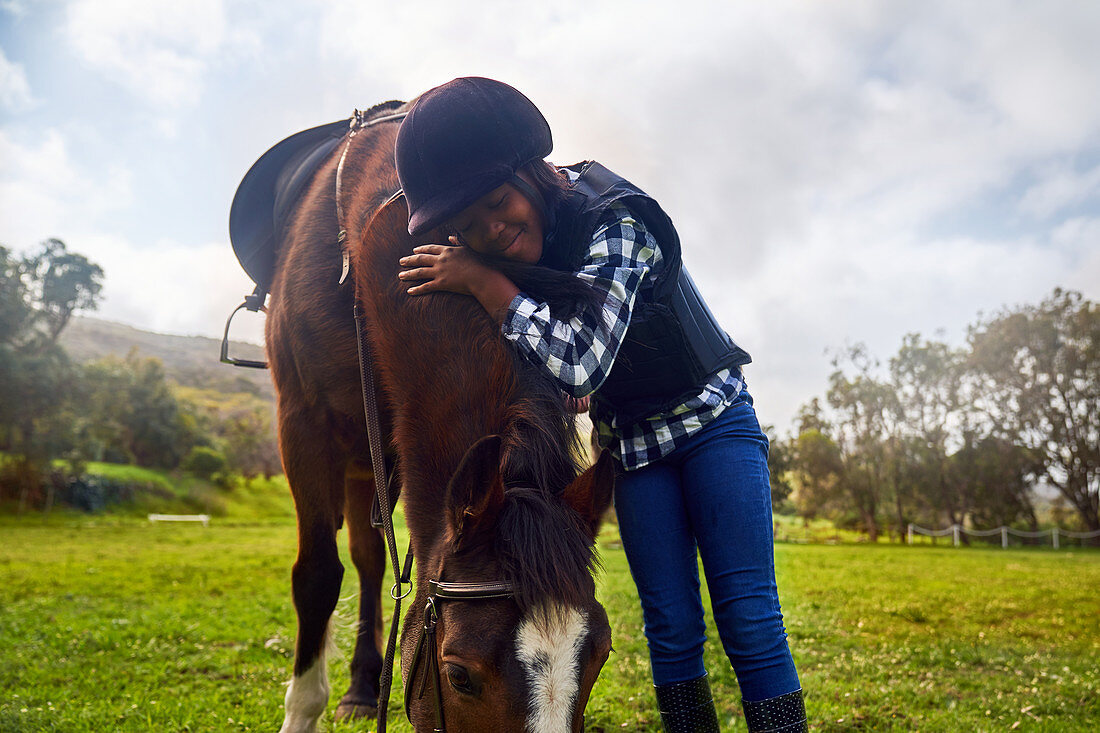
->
xmin=398 ymin=237 xmax=492 ymax=296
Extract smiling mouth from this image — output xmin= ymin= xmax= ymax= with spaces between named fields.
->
xmin=500 ymin=227 xmax=524 ymax=254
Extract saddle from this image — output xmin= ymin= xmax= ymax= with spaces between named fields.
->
xmin=221 ymin=102 xmax=405 ymax=369
xmin=229 ymin=117 xmax=353 ymax=292
xmin=228 ymin=100 xmax=406 ymax=292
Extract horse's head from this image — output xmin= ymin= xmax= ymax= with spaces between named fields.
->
xmin=402 ymin=434 xmax=616 ymax=732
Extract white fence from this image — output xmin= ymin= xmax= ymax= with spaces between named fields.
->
xmin=908 ymin=523 xmax=1100 ymax=549
xmin=148 ymin=513 xmax=210 ymax=527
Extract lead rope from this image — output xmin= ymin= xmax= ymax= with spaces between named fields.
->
xmin=335 ymin=109 xmax=412 ymax=732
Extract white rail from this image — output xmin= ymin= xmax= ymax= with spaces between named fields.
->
xmin=148 ymin=513 xmax=210 ymax=528
xmin=908 ymin=523 xmax=1100 ymax=548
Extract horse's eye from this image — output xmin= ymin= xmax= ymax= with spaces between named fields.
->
xmin=445 ymin=663 xmax=475 ymax=695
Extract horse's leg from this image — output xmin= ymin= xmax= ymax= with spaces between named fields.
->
xmin=278 ymin=402 xmax=346 ymax=733
xmin=335 ymin=458 xmax=386 ymax=721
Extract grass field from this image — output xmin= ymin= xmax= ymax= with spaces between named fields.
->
xmin=1 ymin=514 xmax=1097 ymax=732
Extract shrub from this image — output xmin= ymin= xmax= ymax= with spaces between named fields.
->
xmin=60 ymin=474 xmax=136 ymax=512
xmin=181 ymin=446 xmax=228 ymax=480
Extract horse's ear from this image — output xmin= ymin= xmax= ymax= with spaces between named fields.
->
xmin=445 ymin=435 xmax=505 ymax=549
xmin=562 ymin=448 xmax=616 ymax=538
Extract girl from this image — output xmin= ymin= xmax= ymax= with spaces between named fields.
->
xmin=395 ymin=77 xmax=805 ymax=733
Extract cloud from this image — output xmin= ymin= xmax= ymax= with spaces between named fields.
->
xmin=0 ymin=128 xmax=133 ymax=248
xmin=76 ymin=232 xmax=264 ymax=343
xmin=62 ymin=0 xmax=256 ymax=109
xmin=738 ymin=223 xmax=1078 ymax=436
xmin=0 ymin=1 xmax=28 ymax=18
xmin=5 ymin=0 xmax=1100 ymax=432
xmin=1049 ymin=216 xmax=1100 ymax=295
xmin=0 ymin=122 xmax=250 ymax=341
xmin=0 ymin=45 xmax=35 ymax=111
xmin=1019 ymin=162 xmax=1100 ymax=221
xmin=0 ymin=125 xmax=261 ymax=344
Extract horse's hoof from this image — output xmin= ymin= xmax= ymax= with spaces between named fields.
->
xmin=334 ymin=700 xmax=378 ymax=722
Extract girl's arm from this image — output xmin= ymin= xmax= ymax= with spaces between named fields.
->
xmin=398 ymin=204 xmax=662 ymax=397
xmin=501 ymin=205 xmax=662 ymax=397
xmin=399 ymin=237 xmax=521 ymax=320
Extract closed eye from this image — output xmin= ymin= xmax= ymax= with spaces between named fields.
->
xmin=487 ymin=194 xmax=507 ymax=209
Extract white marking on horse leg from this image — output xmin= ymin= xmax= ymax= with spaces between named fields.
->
xmin=516 ymin=606 xmax=588 ymax=733
xmin=278 ymin=640 xmax=330 ymax=733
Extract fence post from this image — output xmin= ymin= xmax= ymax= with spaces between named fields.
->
xmin=1052 ymin=528 xmax=1059 ymax=550
xmin=953 ymin=524 xmax=960 ymax=547
xmin=907 ymin=523 xmax=913 ymax=545
xmin=1001 ymin=526 xmax=1008 ymax=549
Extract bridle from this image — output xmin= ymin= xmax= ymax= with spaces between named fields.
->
xmin=404 ymin=579 xmax=516 ymax=732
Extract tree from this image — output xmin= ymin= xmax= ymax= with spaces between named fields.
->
xmin=968 ymin=289 xmax=1099 ymax=532
xmin=790 ymin=427 xmax=844 ymax=522
xmin=888 ymin=334 xmax=966 ymax=532
xmin=182 ymin=446 xmax=228 ymax=480
xmin=826 ymin=345 xmax=894 ymax=541
xmin=79 ymin=352 xmax=197 ymax=468
xmin=0 ymin=240 xmax=104 ymax=509
xmin=19 ymin=238 xmax=104 ymax=350
xmin=0 ymin=246 xmax=33 ymax=348
xmin=764 ymin=424 xmax=795 ymax=509
xmin=950 ymin=437 xmax=1041 ymax=529
xmin=175 ymin=386 xmax=280 ymax=477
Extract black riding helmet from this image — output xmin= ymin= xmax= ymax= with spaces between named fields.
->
xmin=395 ymin=77 xmax=553 ymax=236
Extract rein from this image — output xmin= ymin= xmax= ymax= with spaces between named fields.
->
xmin=337 ymin=109 xmax=517 ymax=731
xmin=334 ymin=108 xmax=413 ymax=733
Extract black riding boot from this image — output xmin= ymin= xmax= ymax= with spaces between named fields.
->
xmin=742 ymin=689 xmax=807 ymax=732
xmin=654 ymin=673 xmax=721 ymax=733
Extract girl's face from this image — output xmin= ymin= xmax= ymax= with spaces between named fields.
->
xmin=449 ymin=173 xmax=544 ymax=264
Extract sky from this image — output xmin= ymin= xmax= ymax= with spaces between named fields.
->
xmin=2 ymin=0 xmax=1099 ymax=434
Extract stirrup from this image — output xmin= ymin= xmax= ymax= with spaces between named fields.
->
xmin=220 ymin=285 xmax=268 ymax=369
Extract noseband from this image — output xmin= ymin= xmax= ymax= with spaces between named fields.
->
xmin=405 ymin=579 xmax=515 ymax=732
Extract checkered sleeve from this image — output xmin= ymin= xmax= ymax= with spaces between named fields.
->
xmin=501 ymin=203 xmax=662 ymax=397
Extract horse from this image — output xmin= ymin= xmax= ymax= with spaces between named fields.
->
xmin=260 ymin=101 xmax=616 ymax=732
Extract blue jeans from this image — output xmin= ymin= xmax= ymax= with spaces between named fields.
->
xmin=613 ymin=391 xmax=801 ymax=702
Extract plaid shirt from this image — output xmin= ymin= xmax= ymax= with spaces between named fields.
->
xmin=501 ymin=202 xmax=745 ymax=471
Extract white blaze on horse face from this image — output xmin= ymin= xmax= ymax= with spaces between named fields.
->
xmin=279 ymin=653 xmax=329 ymax=733
xmin=515 ymin=606 xmax=588 ymax=733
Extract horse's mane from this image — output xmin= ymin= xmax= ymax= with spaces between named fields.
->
xmin=496 ymin=486 xmax=600 ymax=613
xmin=399 ymin=288 xmax=600 ymax=614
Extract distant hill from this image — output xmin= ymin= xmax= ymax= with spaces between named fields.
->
xmin=60 ymin=317 xmax=275 ymax=401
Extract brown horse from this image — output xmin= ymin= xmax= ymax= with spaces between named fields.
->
xmin=262 ymin=101 xmax=615 ymax=732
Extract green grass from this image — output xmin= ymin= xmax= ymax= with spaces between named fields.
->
xmin=6 ymin=460 xmax=298 ymax=521
xmin=82 ymin=461 xmax=296 ymax=521
xmin=1 ymin=514 xmax=1097 ymax=731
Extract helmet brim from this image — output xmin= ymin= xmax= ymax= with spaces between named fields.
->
xmin=406 ymin=168 xmax=512 ymax=237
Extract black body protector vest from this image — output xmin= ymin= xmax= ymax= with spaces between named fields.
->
xmin=545 ymin=162 xmax=752 ymax=424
